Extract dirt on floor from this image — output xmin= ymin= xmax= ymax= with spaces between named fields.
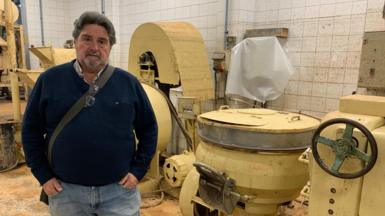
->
xmin=0 ymin=164 xmax=49 ymax=216
xmin=0 ymin=165 xmax=182 ymax=216
xmin=0 ymin=164 xmax=308 ymax=216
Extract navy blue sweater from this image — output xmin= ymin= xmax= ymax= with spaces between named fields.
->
xmin=22 ymin=61 xmax=158 ymax=186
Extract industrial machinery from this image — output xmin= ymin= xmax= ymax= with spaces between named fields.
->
xmin=0 ymin=0 xmax=25 ymax=98
xmin=29 ymin=46 xmax=76 ymax=69
xmin=137 ymin=83 xmax=173 ymax=192
xmin=127 ymin=23 xmax=312 ymax=216
xmin=128 ymin=22 xmax=214 ymax=100
xmin=308 ymin=94 xmax=385 ymax=216
xmin=179 ymin=107 xmax=320 ymax=216
xmin=0 ymin=0 xmax=26 ymax=172
xmin=128 ymin=22 xmax=215 ymax=194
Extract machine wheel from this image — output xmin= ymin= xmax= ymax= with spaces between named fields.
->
xmin=311 ymin=118 xmax=378 ymax=179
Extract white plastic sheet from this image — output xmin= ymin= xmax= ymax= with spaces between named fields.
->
xmin=226 ymin=37 xmax=294 ymax=103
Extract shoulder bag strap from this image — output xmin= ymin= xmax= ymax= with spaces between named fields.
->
xmin=47 ymin=65 xmax=115 ymax=165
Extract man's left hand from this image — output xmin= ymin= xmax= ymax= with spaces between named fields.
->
xmin=119 ymin=173 xmax=138 ymax=189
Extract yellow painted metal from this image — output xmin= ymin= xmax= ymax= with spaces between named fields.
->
xmin=4 ymin=0 xmax=20 ymax=122
xmin=128 ymin=22 xmax=214 ymax=100
xmin=179 ymin=168 xmax=200 ymax=216
xmin=163 ymin=151 xmax=195 ymax=187
xmin=12 ymin=46 xmax=75 ymax=90
xmin=16 ymin=25 xmax=26 ymax=69
xmin=0 ymin=38 xmax=6 ymax=46
xmin=0 ymin=50 xmax=10 ymax=72
xmin=179 ymin=108 xmax=321 ymax=215
xmin=196 ymin=141 xmax=308 ymax=215
xmin=199 ymin=108 xmax=320 ymax=133
xmin=14 ymin=69 xmax=44 ymax=89
xmin=0 ymin=0 xmax=25 ymax=91
xmin=138 ymin=176 xmax=161 ymax=194
xmin=339 ymin=94 xmax=385 ymax=117
xmin=29 ymin=46 xmax=76 ymax=69
xmin=141 ymin=83 xmax=172 ymax=153
xmin=308 ymin=108 xmax=385 ymax=215
xmin=0 ymin=0 xmax=19 ymax=23
xmin=359 ymin=126 xmax=385 ymax=215
xmin=199 ymin=109 xmax=269 ymax=126
xmin=139 ymin=83 xmax=172 ymax=192
xmin=4 ymin=0 xmax=16 ymax=69
xmin=9 ymin=72 xmax=20 ymax=121
xmin=322 ymin=110 xmax=385 ymax=129
xmin=177 ymin=97 xmax=201 ymax=151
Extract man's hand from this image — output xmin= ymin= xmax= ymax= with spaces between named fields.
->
xmin=119 ymin=173 xmax=138 ymax=189
xmin=42 ymin=177 xmax=62 ymax=197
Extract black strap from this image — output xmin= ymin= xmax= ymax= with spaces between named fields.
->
xmin=47 ymin=65 xmax=115 ymax=165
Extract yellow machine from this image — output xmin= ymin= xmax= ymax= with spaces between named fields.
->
xmin=10 ymin=46 xmax=76 ymax=126
xmin=127 ymin=22 xmax=326 ymax=216
xmin=308 ymin=94 xmax=385 ymax=216
xmin=128 ymin=22 xmax=216 ymax=194
xmin=29 ymin=46 xmax=76 ymax=69
xmin=128 ymin=22 xmax=214 ymax=100
xmin=0 ymin=0 xmax=26 ymax=97
xmin=137 ymin=83 xmax=173 ymax=192
xmin=179 ymin=107 xmax=320 ymax=216
xmin=0 ymin=0 xmax=26 ymax=172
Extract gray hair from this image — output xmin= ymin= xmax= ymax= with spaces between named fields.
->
xmin=72 ymin=11 xmax=116 ymax=46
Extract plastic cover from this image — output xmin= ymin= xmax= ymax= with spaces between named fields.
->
xmin=225 ymin=37 xmax=294 ymax=103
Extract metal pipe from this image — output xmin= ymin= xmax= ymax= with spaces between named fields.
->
xmin=383 ymin=2 xmax=385 ymax=19
xmin=38 ymin=0 xmax=45 ymax=45
xmin=101 ymin=0 xmax=105 ymax=15
xmin=5 ymin=0 xmax=21 ymax=121
xmin=224 ymin=0 xmax=229 ymax=50
xmin=20 ymin=0 xmax=31 ymax=69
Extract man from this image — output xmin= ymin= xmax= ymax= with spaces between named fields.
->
xmin=22 ymin=11 xmax=158 ymax=216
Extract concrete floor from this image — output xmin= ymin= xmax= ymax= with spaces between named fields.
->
xmin=0 ymin=164 xmax=49 ymax=216
xmin=0 ymin=164 xmax=182 ymax=216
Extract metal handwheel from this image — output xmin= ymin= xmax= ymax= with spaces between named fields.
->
xmin=311 ymin=118 xmax=378 ymax=179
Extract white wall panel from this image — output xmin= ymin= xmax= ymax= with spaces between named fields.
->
xmin=23 ymin=0 xmax=385 ymax=114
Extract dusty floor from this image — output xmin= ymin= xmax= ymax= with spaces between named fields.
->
xmin=0 ymin=164 xmax=49 ymax=216
xmin=0 ymin=164 xmax=182 ymax=216
xmin=0 ymin=164 xmax=308 ymax=216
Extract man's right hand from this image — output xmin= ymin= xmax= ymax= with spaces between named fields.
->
xmin=43 ymin=178 xmax=63 ymax=197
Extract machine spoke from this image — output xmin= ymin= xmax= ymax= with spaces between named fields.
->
xmin=343 ymin=124 xmax=354 ymax=140
xmin=351 ymin=148 xmax=371 ymax=163
xmin=317 ymin=136 xmax=338 ymax=148
xmin=331 ymin=156 xmax=345 ymax=173
xmin=312 ymin=118 xmax=378 ymax=179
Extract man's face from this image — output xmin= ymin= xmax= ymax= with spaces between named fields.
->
xmin=74 ymin=24 xmax=111 ymax=73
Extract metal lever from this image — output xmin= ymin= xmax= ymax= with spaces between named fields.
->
xmin=193 ymin=162 xmax=241 ymax=215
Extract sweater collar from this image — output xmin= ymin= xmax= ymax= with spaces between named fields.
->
xmin=73 ymin=60 xmax=107 ymax=84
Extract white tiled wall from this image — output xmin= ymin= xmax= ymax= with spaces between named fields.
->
xmin=25 ymin=0 xmax=223 ymax=71
xmin=118 ymin=0 xmax=221 ymax=70
xmin=25 ymin=0 xmax=69 ymax=68
xmin=254 ymin=0 xmax=385 ymax=118
xmin=23 ymin=0 xmax=385 ymax=117
xmin=25 ymin=0 xmax=104 ymax=69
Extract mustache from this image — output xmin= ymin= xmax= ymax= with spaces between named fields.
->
xmin=86 ymin=53 xmax=100 ymax=58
